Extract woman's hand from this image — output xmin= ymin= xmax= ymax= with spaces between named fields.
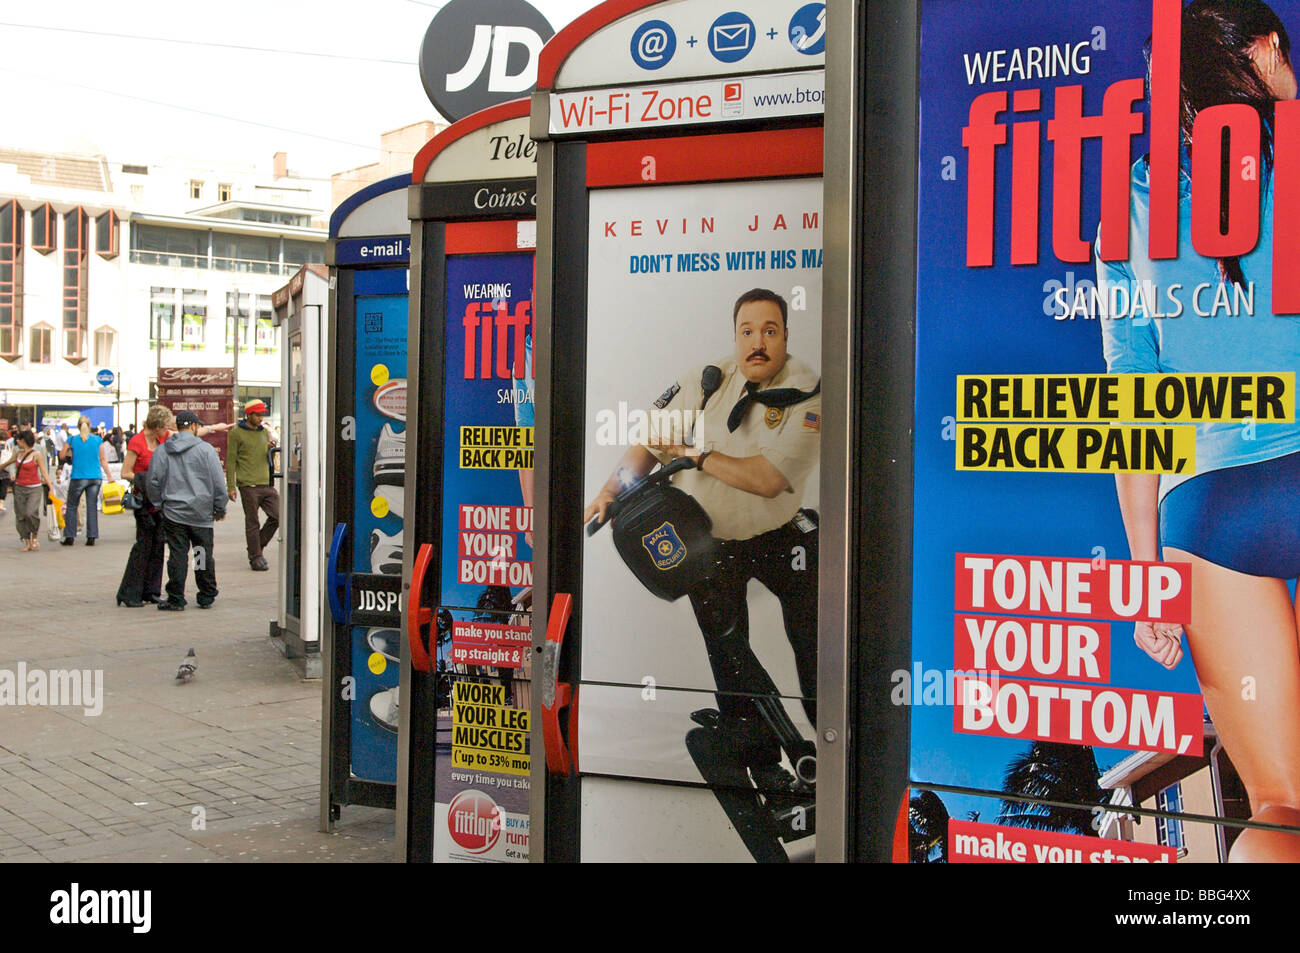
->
xmin=1134 ymin=620 xmax=1184 ymax=669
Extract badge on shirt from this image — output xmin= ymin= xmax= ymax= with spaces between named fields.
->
xmin=653 ymin=383 xmax=680 ymax=410
xmin=764 ymin=407 xmax=784 ymax=429
xmin=803 ymin=411 xmax=820 ymax=431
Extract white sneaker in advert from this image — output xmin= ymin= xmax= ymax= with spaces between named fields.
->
xmin=370 ymin=528 xmax=403 ymax=576
xmin=373 ymin=423 xmax=405 ymax=486
xmin=369 ymin=687 xmax=399 ymax=733
xmin=375 ymin=485 xmax=404 ymax=521
xmin=366 ymin=627 xmax=401 ymax=663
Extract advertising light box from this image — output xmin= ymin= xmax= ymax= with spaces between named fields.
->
xmin=910 ymin=0 xmax=1300 ymax=863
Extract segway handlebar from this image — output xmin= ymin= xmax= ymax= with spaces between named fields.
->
xmin=586 ymin=454 xmax=698 ymax=536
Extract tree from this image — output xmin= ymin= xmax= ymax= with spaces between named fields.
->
xmin=909 ymin=789 xmax=951 ymax=862
xmin=998 ymin=741 xmax=1105 ymax=836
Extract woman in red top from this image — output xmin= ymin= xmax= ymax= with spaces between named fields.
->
xmin=0 ymin=430 xmax=56 ymax=551
xmin=115 ymin=405 xmax=174 ymax=606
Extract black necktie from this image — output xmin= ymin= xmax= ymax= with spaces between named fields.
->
xmin=726 ymin=379 xmax=821 ymax=432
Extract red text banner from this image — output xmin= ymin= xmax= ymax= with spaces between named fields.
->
xmin=949 ymin=820 xmax=1175 ymax=864
xmin=955 ymin=553 xmax=1191 ymax=623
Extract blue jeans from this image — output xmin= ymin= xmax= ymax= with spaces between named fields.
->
xmin=64 ymin=479 xmax=101 ymax=541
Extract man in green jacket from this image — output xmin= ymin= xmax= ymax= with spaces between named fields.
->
xmin=226 ymin=399 xmax=279 ymax=571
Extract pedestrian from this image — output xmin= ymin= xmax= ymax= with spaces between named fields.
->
xmin=115 ymin=404 xmax=173 ymax=607
xmin=0 ymin=427 xmax=13 ymax=515
xmin=225 ymin=399 xmax=279 ymax=571
xmin=0 ymin=431 xmax=56 ymax=551
xmin=146 ymin=410 xmax=226 ymax=611
xmin=110 ymin=426 xmax=125 ymax=464
xmin=58 ymin=415 xmax=111 ymax=546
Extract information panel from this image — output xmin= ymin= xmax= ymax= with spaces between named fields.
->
xmin=911 ymin=0 xmax=1300 ymax=863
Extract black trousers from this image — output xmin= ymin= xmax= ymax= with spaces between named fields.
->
xmin=117 ymin=509 xmax=165 ymax=603
xmin=162 ymin=518 xmax=217 ymax=606
xmin=686 ymin=516 xmax=818 ymax=766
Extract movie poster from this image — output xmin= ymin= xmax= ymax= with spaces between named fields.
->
xmin=349 ymin=288 xmax=407 ymax=783
xmin=580 ymin=176 xmax=822 ymax=862
xmin=432 ymin=252 xmax=534 ymax=864
xmin=912 ymin=0 xmax=1300 ymax=863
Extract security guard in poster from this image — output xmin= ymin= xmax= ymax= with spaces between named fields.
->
xmin=584 ymin=288 xmax=820 ymax=789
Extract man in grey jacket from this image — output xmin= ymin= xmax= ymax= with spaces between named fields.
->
xmin=146 ymin=410 xmax=227 ymax=610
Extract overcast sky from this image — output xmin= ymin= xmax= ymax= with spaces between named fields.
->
xmin=1 ymin=0 xmax=599 ymax=179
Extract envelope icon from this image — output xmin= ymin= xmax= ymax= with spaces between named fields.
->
xmin=712 ymin=22 xmax=751 ymax=52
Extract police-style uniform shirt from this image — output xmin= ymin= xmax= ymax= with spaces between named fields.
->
xmin=646 ymin=355 xmax=821 ymax=541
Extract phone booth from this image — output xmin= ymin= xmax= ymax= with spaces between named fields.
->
xmin=397 ymin=100 xmax=538 ymax=863
xmin=529 ymin=0 xmax=837 ymax=862
xmin=834 ymin=0 xmax=1300 ymax=865
xmin=272 ymin=264 xmax=329 ymax=678
xmin=320 ymin=175 xmax=411 ymax=828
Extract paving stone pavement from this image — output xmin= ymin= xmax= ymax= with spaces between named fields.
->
xmin=0 ymin=500 xmax=394 ymax=862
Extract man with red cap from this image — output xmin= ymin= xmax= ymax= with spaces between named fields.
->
xmin=226 ymin=398 xmax=279 ymax=571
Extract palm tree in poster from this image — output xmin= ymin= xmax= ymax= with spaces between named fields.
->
xmin=909 ymin=789 xmax=951 ymax=862
xmin=998 ymin=741 xmax=1105 ymax=836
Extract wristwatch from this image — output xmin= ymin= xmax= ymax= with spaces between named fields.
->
xmin=694 ymin=450 xmax=712 ymax=471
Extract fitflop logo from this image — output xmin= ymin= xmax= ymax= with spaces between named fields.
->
xmin=448 ymin=791 xmax=502 ymax=853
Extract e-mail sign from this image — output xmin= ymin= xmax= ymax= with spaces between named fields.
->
xmin=708 ymin=11 xmax=755 ymax=64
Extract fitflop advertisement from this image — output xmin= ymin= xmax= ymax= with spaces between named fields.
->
xmin=910 ymin=0 xmax=1300 ymax=863
xmin=433 ymin=251 xmax=535 ymax=863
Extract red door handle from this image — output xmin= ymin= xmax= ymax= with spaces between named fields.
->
xmin=541 ymin=592 xmax=576 ymax=775
xmin=407 ymin=543 xmax=434 ymax=673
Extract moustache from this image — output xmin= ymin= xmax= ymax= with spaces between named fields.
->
xmin=745 ymin=350 xmax=770 ymax=362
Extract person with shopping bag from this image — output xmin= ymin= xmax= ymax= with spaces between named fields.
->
xmin=58 ymin=416 xmax=111 ymax=546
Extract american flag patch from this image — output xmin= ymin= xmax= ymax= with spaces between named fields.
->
xmin=803 ymin=412 xmax=820 ymax=431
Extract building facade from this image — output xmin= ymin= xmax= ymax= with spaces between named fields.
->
xmin=0 ymin=147 xmax=329 ymax=433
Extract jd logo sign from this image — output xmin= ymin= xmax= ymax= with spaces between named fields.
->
xmin=419 ymin=0 xmax=555 ymax=122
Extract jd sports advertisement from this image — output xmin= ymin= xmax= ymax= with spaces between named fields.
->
xmin=351 ymin=287 xmax=407 ymax=783
xmin=582 ymin=175 xmax=823 ymax=862
xmin=912 ymin=0 xmax=1300 ymax=863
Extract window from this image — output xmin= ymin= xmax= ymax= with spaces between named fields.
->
xmin=131 ymin=223 xmax=207 ymax=269
xmin=150 ymin=287 xmax=176 ymax=346
xmin=62 ymin=207 xmax=88 ymax=362
xmin=95 ymin=210 xmax=119 ymax=259
xmin=283 ymin=238 xmax=325 ymax=268
xmin=189 ymin=180 xmax=203 ymax=200
xmin=225 ymin=291 xmax=252 ymax=352
xmin=30 ymin=203 xmax=55 ymax=254
xmin=0 ymin=200 xmax=22 ymax=360
xmin=1156 ymin=784 xmax=1185 ymax=851
xmin=218 ymin=183 xmax=232 ymax=202
xmin=212 ymin=232 xmax=277 ymax=273
xmin=181 ymin=288 xmax=206 ymax=350
xmin=93 ymin=327 xmax=116 ymax=366
xmin=255 ymin=295 xmax=275 ymax=353
xmin=29 ymin=323 xmax=52 ymax=363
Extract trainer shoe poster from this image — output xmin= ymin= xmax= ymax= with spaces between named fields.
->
xmin=350 ymin=284 xmax=407 ymax=783
xmin=433 ymin=251 xmax=534 ymax=863
xmin=581 ymin=174 xmax=822 ymax=861
xmin=912 ymin=0 xmax=1300 ymax=862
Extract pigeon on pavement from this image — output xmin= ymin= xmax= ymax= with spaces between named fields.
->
xmin=176 ymin=648 xmax=197 ymax=683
